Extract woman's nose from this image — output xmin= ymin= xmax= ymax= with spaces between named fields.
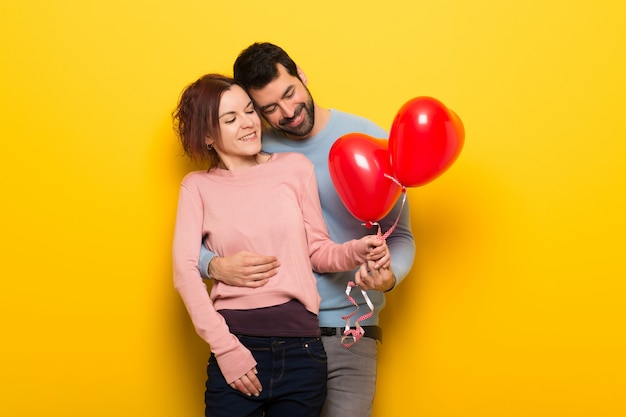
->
xmin=241 ymin=113 xmax=255 ymax=127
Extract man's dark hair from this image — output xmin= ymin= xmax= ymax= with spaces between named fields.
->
xmin=233 ymin=42 xmax=300 ymax=90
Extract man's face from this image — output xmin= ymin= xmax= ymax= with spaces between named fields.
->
xmin=248 ymin=64 xmax=315 ymax=138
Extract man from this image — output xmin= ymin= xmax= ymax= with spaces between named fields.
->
xmin=199 ymin=42 xmax=415 ymax=417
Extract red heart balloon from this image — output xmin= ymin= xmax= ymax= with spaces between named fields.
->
xmin=389 ymin=97 xmax=464 ymax=187
xmin=448 ymin=108 xmax=465 ymax=144
xmin=329 ymin=133 xmax=403 ymax=223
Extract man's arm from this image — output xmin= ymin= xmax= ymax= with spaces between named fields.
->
xmin=199 ymin=244 xmax=280 ymax=288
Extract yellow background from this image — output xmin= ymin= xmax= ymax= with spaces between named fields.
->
xmin=1 ymin=1 xmax=625 ymax=416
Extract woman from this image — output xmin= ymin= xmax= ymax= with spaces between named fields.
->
xmin=171 ymin=74 xmax=390 ymax=417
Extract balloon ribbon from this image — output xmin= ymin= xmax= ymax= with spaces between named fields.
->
xmin=340 ymin=281 xmax=375 ymax=348
xmin=341 ymin=174 xmax=406 ymax=348
xmin=363 ymin=175 xmax=407 ymax=240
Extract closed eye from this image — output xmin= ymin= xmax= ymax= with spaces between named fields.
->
xmin=262 ymin=105 xmax=277 ymax=114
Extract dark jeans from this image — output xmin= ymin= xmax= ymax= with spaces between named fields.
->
xmin=205 ymin=336 xmax=327 ymax=417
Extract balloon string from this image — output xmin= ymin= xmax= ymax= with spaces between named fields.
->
xmin=362 ymin=175 xmax=407 ymax=241
xmin=340 ymin=282 xmax=375 ymax=348
xmin=381 ymin=189 xmax=407 ymax=240
xmin=383 ymin=173 xmax=403 ymax=188
xmin=342 ymin=174 xmax=405 ymax=347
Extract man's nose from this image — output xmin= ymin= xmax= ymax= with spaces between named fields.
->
xmin=278 ymin=102 xmax=294 ymax=119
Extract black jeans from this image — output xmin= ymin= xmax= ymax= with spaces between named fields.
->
xmin=205 ymin=336 xmax=327 ymax=417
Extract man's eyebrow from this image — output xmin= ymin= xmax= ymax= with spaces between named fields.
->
xmin=282 ymin=85 xmax=295 ymax=97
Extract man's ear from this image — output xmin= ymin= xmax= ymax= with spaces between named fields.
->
xmin=296 ymin=65 xmax=308 ymax=86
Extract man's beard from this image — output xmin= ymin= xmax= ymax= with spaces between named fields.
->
xmin=277 ymin=95 xmax=315 ymax=137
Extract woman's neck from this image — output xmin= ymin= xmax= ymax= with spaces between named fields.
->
xmin=217 ymin=152 xmax=271 ymax=171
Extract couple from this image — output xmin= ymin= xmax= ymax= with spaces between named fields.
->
xmin=172 ymin=42 xmax=415 ymax=417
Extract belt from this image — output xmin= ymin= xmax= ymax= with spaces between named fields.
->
xmin=319 ymin=326 xmax=382 ymax=343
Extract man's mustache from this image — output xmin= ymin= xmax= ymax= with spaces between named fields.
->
xmin=279 ymin=104 xmax=305 ymax=126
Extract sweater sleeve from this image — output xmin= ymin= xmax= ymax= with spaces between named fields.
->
xmin=298 ymin=166 xmax=371 ymax=272
xmin=172 ymin=180 xmax=256 ymax=384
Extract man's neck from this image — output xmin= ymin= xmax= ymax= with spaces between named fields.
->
xmin=310 ymin=106 xmax=331 ymax=137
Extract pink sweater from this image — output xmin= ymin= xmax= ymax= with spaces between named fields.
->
xmin=172 ymin=152 xmax=370 ymax=384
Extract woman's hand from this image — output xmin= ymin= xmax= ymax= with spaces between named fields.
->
xmin=362 ymin=236 xmax=391 ymax=269
xmin=229 ymin=367 xmax=263 ymax=397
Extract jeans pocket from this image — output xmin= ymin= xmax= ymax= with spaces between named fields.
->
xmin=344 ymin=336 xmax=378 ymax=360
xmin=304 ymin=338 xmax=328 ymax=362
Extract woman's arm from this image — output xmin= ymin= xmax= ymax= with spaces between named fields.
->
xmin=172 ymin=180 xmax=258 ymax=388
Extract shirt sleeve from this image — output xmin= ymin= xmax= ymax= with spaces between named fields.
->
xmin=198 ymin=243 xmax=216 ymax=279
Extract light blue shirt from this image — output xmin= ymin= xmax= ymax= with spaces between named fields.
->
xmin=199 ymin=109 xmax=415 ymax=327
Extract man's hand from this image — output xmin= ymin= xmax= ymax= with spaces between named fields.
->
xmin=229 ymin=367 xmax=263 ymax=396
xmin=354 ymin=260 xmax=396 ymax=292
xmin=209 ymin=251 xmax=279 ymax=288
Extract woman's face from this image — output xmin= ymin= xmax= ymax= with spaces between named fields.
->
xmin=207 ymin=85 xmax=262 ymax=169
